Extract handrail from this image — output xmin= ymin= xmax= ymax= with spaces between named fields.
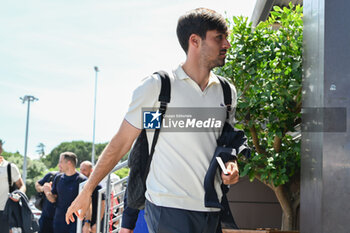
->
xmin=76 ymin=160 xmax=129 ymax=233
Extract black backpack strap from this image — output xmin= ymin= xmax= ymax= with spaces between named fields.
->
xmin=217 ymin=76 xmax=232 ymax=119
xmin=7 ymin=163 xmax=12 ymax=191
xmin=143 ymin=71 xmax=171 ymax=181
xmin=216 ymin=76 xmax=240 ymax=231
xmin=48 ymin=172 xmax=57 ymax=182
xmin=157 ymin=71 xmax=171 ymax=105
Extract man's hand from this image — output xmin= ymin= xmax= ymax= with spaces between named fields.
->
xmin=43 ymin=182 xmax=52 ymax=195
xmin=120 ymin=228 xmax=134 ymax=233
xmin=65 ymin=189 xmax=92 ymax=224
xmin=66 ymin=120 xmax=140 ymax=225
xmin=91 ymin=224 xmax=97 ymax=233
xmin=82 ymin=223 xmax=91 ymax=233
xmin=9 ymin=197 xmax=20 ymax=202
xmin=9 ymin=193 xmax=21 ymax=202
xmin=221 ymin=160 xmax=239 ymax=185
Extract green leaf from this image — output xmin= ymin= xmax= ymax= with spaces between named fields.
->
xmin=273 ymin=6 xmax=282 ymax=12
xmin=240 ymin=164 xmax=252 ymax=177
xmin=216 ymin=6 xmax=302 ymax=196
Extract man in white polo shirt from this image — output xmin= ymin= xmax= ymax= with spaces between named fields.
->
xmin=0 ymin=140 xmax=26 ymax=233
xmin=66 ymin=8 xmax=239 ymax=233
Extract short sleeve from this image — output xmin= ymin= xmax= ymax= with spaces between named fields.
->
xmin=124 ymin=74 xmax=161 ymax=129
xmin=38 ymin=172 xmax=52 ymax=186
xmin=11 ymin=163 xmax=21 ymax=183
xmin=51 ymin=174 xmax=60 ymax=195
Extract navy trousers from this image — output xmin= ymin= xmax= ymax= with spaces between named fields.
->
xmin=39 ymin=215 xmax=54 ymax=233
xmin=53 ymin=219 xmax=77 ymax=233
xmin=144 ymin=201 xmax=220 ymax=233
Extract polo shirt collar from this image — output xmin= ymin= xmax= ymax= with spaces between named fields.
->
xmin=0 ymin=159 xmax=8 ymax=167
xmin=174 ymin=64 xmax=220 ymax=87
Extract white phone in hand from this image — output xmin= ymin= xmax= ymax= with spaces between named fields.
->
xmin=216 ymin=157 xmax=228 ymax=175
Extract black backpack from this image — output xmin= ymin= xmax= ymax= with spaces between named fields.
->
xmin=126 ymin=71 xmax=171 ymax=209
xmin=34 ymin=172 xmax=60 ymax=210
xmin=126 ymin=71 xmax=233 ymax=210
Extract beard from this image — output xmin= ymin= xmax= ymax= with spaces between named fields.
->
xmin=200 ymin=44 xmax=227 ymax=70
xmin=208 ymin=57 xmax=226 ymax=70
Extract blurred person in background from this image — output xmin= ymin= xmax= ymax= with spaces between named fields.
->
xmin=0 ymin=139 xmax=26 ymax=233
xmin=44 ymin=152 xmax=86 ymax=233
xmin=80 ymin=161 xmax=105 ymax=233
xmin=35 ymin=168 xmax=61 ymax=233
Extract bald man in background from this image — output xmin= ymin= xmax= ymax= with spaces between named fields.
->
xmin=80 ymin=161 xmax=105 ymax=233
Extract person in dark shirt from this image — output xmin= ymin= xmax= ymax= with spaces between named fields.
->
xmin=35 ymin=170 xmax=61 ymax=233
xmin=80 ymin=161 xmax=105 ymax=233
xmin=44 ymin=152 xmax=87 ymax=233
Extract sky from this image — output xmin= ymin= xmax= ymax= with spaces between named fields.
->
xmin=0 ymin=0 xmax=257 ymax=159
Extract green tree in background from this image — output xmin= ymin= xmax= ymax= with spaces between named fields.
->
xmin=1 ymin=139 xmax=128 ymax=198
xmin=45 ymin=140 xmax=130 ymax=179
xmin=216 ymin=3 xmax=302 ymax=230
xmin=115 ymin=167 xmax=129 ymax=179
xmin=25 ymin=159 xmax=47 ymax=198
xmin=42 ymin=141 xmax=108 ymax=168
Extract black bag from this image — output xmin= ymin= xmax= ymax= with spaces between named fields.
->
xmin=34 ymin=172 xmax=59 ymax=210
xmin=34 ymin=192 xmax=44 ymax=210
xmin=7 ymin=163 xmax=18 ymax=193
xmin=126 ymin=71 xmax=171 ymax=210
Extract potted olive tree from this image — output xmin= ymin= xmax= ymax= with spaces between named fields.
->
xmin=217 ymin=3 xmax=303 ymax=231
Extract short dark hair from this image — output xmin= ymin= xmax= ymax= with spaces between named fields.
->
xmin=176 ymin=8 xmax=228 ymax=53
xmin=61 ymin=152 xmax=78 ymax=167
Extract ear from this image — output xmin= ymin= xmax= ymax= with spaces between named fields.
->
xmin=189 ymin=34 xmax=201 ymax=49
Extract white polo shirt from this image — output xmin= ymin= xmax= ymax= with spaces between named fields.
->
xmin=125 ymin=64 xmax=237 ymax=212
xmin=0 ymin=160 xmax=21 ymax=210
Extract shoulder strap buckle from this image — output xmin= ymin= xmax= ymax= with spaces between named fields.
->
xmin=159 ymin=102 xmax=168 ymax=115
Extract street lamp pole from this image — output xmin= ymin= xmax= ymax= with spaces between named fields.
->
xmin=92 ymin=66 xmax=99 ymax=166
xmin=20 ymin=95 xmax=38 ymax=184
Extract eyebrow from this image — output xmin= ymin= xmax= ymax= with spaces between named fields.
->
xmin=216 ymin=31 xmax=229 ymax=36
xmin=215 ymin=33 xmax=229 ymax=39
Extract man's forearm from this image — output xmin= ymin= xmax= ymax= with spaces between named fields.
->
xmin=45 ymin=191 xmax=57 ymax=203
xmin=35 ymin=182 xmax=43 ymax=192
xmin=64 ymin=120 xmax=140 ymax=225
xmin=15 ymin=179 xmax=26 ymax=193
xmin=19 ymin=184 xmax=26 ymax=193
xmin=83 ymin=120 xmax=139 ymax=193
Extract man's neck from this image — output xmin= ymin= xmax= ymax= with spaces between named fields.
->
xmin=182 ymin=59 xmax=211 ymax=91
xmin=65 ymin=168 xmax=77 ymax=176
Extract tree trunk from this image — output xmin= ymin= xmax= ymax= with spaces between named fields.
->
xmin=257 ymin=178 xmax=299 ymax=230
xmin=273 ymin=184 xmax=298 ymax=231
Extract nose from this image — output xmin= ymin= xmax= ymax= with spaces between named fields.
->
xmin=223 ymin=37 xmax=231 ymax=49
